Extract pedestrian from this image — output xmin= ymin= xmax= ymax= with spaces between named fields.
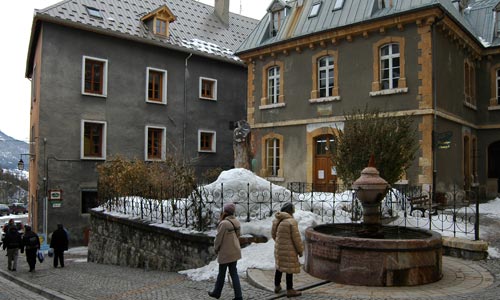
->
xmin=49 ymin=224 xmax=68 ymax=268
xmin=208 ymin=203 xmax=243 ymax=300
xmin=21 ymin=225 xmax=40 ymax=272
xmin=3 ymin=219 xmax=15 ymax=233
xmin=2 ymin=225 xmax=22 ymax=271
xmin=272 ymin=202 xmax=304 ymax=298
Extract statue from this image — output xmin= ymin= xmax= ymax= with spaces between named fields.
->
xmin=233 ymin=120 xmax=251 ymax=169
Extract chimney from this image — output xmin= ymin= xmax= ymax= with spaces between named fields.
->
xmin=215 ymin=0 xmax=230 ymax=26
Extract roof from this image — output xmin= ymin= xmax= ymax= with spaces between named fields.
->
xmin=27 ymin=0 xmax=259 ymax=74
xmin=236 ymin=0 xmax=500 ymax=54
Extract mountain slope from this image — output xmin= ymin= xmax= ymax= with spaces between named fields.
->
xmin=0 ymin=131 xmax=29 ymax=170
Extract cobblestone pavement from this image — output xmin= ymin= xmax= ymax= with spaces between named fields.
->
xmin=0 ymin=274 xmax=49 ymax=300
xmin=1 ymin=248 xmax=500 ymax=300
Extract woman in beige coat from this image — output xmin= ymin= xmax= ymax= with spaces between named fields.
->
xmin=272 ymin=202 xmax=304 ymax=298
xmin=209 ymin=203 xmax=242 ymax=300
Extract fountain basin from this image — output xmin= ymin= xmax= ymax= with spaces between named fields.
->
xmin=304 ymin=224 xmax=442 ymax=286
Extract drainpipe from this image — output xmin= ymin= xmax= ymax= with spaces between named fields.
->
xmin=183 ymin=53 xmax=193 ymax=165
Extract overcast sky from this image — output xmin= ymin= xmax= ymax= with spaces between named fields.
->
xmin=0 ymin=0 xmax=268 ymax=142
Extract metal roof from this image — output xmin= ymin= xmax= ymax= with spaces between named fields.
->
xmin=236 ymin=0 xmax=500 ymax=54
xmin=32 ymin=0 xmax=259 ymax=61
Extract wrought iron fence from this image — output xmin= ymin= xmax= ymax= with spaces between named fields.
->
xmin=101 ymin=182 xmax=480 ymax=240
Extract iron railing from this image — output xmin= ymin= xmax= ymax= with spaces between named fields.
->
xmin=100 ymin=183 xmax=480 ymax=240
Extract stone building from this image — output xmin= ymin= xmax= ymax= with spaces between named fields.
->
xmin=236 ymin=0 xmax=500 ymax=197
xmin=24 ymin=0 xmax=258 ymax=244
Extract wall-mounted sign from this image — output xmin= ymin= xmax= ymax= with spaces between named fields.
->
xmin=49 ymin=189 xmax=63 ymax=201
xmin=437 ymin=131 xmax=452 ymax=150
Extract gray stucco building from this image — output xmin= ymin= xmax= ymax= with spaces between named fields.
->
xmin=236 ymin=0 xmax=500 ymax=198
xmin=24 ymin=0 xmax=257 ymax=244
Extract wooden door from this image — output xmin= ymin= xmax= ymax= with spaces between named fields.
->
xmin=313 ymin=135 xmax=337 ymax=192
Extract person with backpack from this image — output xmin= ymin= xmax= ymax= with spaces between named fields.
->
xmin=50 ymin=224 xmax=69 ymax=268
xmin=21 ymin=225 xmax=40 ymax=272
xmin=2 ymin=225 xmax=22 ymax=271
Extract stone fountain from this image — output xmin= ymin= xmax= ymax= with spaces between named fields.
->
xmin=304 ymin=157 xmax=442 ymax=286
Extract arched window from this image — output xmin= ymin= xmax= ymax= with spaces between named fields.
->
xmin=318 ymin=56 xmax=334 ymax=98
xmin=268 ymin=66 xmax=280 ymax=104
xmin=380 ymin=43 xmax=400 ymax=90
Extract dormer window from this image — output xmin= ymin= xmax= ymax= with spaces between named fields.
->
xmin=496 ymin=5 xmax=500 ymax=37
xmin=268 ymin=0 xmax=289 ymax=37
xmin=155 ymin=18 xmax=167 ymax=36
xmin=141 ymin=5 xmax=176 ymax=38
xmin=86 ymin=6 xmax=102 ymax=19
xmin=309 ymin=2 xmax=321 ymax=18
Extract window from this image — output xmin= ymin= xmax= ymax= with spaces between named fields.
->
xmin=309 ymin=2 xmax=321 ymax=17
xmin=464 ymin=60 xmax=476 ymax=107
xmin=333 ymin=0 xmax=344 ymax=10
xmin=146 ymin=67 xmax=167 ymax=104
xmin=318 ymin=56 xmax=334 ymax=98
xmin=371 ymin=37 xmax=407 ymax=95
xmin=81 ymin=190 xmax=98 ymax=214
xmin=81 ymin=120 xmax=106 ymax=159
xmin=199 ymin=77 xmax=218 ymax=100
xmin=198 ymin=130 xmax=216 ymax=153
xmin=155 ymin=18 xmax=167 ymax=36
xmin=146 ymin=126 xmax=166 ymax=160
xmin=268 ymin=66 xmax=280 ymax=104
xmin=380 ymin=43 xmax=400 ymax=90
xmin=266 ymin=138 xmax=280 ymax=177
xmin=86 ymin=6 xmax=102 ymax=19
xmin=82 ymin=56 xmax=108 ymax=97
xmin=270 ymin=9 xmax=286 ymax=36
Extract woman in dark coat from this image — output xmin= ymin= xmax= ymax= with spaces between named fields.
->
xmin=21 ymin=225 xmax=40 ymax=272
xmin=50 ymin=224 xmax=68 ymax=268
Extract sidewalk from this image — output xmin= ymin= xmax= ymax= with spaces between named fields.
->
xmin=1 ymin=247 xmax=500 ymax=299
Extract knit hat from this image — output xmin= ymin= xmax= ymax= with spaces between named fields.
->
xmin=223 ymin=203 xmax=236 ymax=215
xmin=280 ymin=202 xmax=295 ymax=214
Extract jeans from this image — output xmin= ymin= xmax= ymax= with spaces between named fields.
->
xmin=211 ymin=261 xmax=242 ymax=299
xmin=274 ymin=269 xmax=293 ymax=290
xmin=7 ymin=248 xmax=19 ymax=270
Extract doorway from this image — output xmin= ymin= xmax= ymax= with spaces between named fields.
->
xmin=313 ymin=134 xmax=337 ymax=192
xmin=488 ymin=141 xmax=500 ymax=193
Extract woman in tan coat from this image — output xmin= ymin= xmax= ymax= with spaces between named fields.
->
xmin=209 ymin=203 xmax=242 ymax=300
xmin=272 ymin=202 xmax=303 ymax=297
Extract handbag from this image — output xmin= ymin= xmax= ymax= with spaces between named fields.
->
xmin=37 ymin=250 xmax=44 ymax=263
xmin=48 ymin=248 xmax=54 ymax=257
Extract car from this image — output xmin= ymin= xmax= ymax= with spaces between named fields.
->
xmin=0 ymin=204 xmax=10 ymax=216
xmin=9 ymin=203 xmax=28 ymax=215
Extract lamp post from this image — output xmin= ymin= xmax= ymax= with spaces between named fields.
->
xmin=17 ymin=153 xmax=35 ymax=171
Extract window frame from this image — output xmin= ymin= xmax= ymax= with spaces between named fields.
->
xmin=380 ymin=43 xmax=400 ymax=90
xmin=145 ymin=125 xmax=166 ymax=161
xmin=309 ymin=2 xmax=322 ymax=18
xmin=260 ymin=133 xmax=284 ymax=179
xmin=199 ymin=77 xmax=218 ymax=101
xmin=310 ymin=50 xmax=340 ymax=102
xmin=268 ymin=66 xmax=281 ymax=104
xmin=333 ymin=0 xmax=345 ymax=10
xmin=146 ymin=67 xmax=168 ymax=104
xmin=370 ymin=37 xmax=407 ymax=96
xmin=86 ymin=6 xmax=103 ymax=19
xmin=488 ymin=64 xmax=500 ymax=110
xmin=81 ymin=120 xmax=107 ymax=160
xmin=154 ymin=17 xmax=168 ymax=36
xmin=318 ymin=56 xmax=335 ymax=98
xmin=464 ymin=59 xmax=476 ymax=109
xmin=260 ymin=60 xmax=285 ymax=109
xmin=82 ymin=56 xmax=108 ymax=97
xmin=198 ymin=130 xmax=216 ymax=153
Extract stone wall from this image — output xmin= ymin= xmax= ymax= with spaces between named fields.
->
xmin=88 ymin=210 xmax=215 ymax=271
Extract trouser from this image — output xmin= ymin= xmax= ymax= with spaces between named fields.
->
xmin=53 ymin=249 xmax=64 ymax=267
xmin=211 ymin=261 xmax=242 ymax=299
xmin=7 ymin=248 xmax=19 ymax=270
xmin=26 ymin=249 xmax=37 ymax=271
xmin=274 ymin=269 xmax=294 ymax=290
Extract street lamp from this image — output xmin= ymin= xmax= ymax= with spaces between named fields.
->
xmin=17 ymin=153 xmax=35 ymax=170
